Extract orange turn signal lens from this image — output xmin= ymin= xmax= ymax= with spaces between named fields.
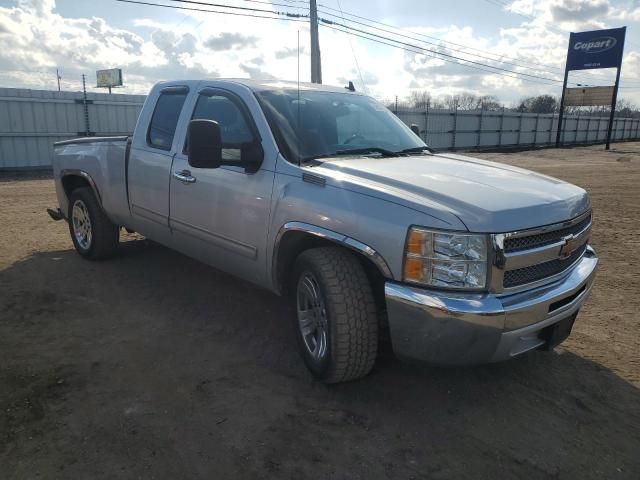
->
xmin=403 ymin=257 xmax=424 ymax=282
xmin=406 ymin=230 xmax=426 ymax=256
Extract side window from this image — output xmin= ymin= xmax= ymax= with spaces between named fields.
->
xmin=147 ymin=91 xmax=188 ymax=151
xmin=191 ymin=93 xmax=254 ymax=161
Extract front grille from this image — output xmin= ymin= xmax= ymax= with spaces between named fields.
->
xmin=503 ymin=243 xmax=587 ymax=288
xmin=504 ymin=214 xmax=591 ymax=253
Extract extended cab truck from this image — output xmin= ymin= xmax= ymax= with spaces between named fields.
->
xmin=50 ymin=79 xmax=598 ymax=383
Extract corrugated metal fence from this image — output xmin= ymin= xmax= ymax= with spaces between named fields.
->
xmin=2 ymin=87 xmax=640 ymax=169
xmin=396 ymin=107 xmax=640 ymax=151
xmin=0 ymin=87 xmax=145 ymax=169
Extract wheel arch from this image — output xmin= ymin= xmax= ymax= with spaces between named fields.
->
xmin=60 ymin=169 xmax=102 ymax=207
xmin=272 ymin=222 xmax=393 ymax=298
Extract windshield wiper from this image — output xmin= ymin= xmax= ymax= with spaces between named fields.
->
xmin=397 ymin=146 xmax=434 ymax=154
xmin=334 ymin=147 xmax=398 ymax=157
xmin=300 ymin=147 xmax=398 ymax=164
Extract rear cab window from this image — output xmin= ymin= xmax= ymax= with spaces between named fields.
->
xmin=147 ymin=89 xmax=188 ymax=150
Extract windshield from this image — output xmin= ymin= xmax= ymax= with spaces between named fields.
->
xmin=255 ymin=89 xmax=427 ymax=163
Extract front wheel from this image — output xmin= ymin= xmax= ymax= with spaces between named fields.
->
xmin=292 ymin=247 xmax=378 ymax=383
xmin=67 ymin=187 xmax=119 ymax=260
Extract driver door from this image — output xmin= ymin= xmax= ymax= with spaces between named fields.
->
xmin=168 ymin=88 xmax=275 ymax=286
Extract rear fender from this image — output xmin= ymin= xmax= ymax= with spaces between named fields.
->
xmin=60 ymin=169 xmax=103 ymax=215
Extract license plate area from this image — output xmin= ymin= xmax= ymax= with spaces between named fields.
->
xmin=539 ymin=312 xmax=578 ymax=350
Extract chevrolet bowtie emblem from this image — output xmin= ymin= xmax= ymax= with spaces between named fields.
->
xmin=559 ymin=234 xmax=579 ymax=259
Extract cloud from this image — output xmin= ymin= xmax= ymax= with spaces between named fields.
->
xmin=549 ymin=0 xmax=610 ymax=23
xmin=17 ymin=0 xmax=54 ymax=16
xmin=132 ymin=18 xmax=169 ymax=29
xmin=239 ymin=63 xmax=276 ymax=80
xmin=204 ymin=32 xmax=258 ymax=51
xmin=275 ymin=45 xmax=307 ymax=59
xmin=337 ymin=70 xmax=379 ymax=89
xmin=610 ymin=6 xmax=640 ymax=22
xmin=151 ymin=30 xmax=197 ymax=55
xmin=0 ymin=0 xmax=221 ymax=93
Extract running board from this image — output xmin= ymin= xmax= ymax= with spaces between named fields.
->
xmin=47 ymin=208 xmax=64 ymax=221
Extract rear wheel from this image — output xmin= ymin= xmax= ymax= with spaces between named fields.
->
xmin=67 ymin=187 xmax=119 ymax=260
xmin=292 ymin=247 xmax=378 ymax=383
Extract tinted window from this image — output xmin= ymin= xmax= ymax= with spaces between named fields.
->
xmin=148 ymin=91 xmax=188 ymax=150
xmin=191 ymin=94 xmax=254 ymax=161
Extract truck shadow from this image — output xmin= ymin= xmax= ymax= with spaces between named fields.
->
xmin=1 ymin=239 xmax=639 ymax=479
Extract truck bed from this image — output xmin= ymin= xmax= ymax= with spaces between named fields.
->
xmin=52 ymin=136 xmax=132 ymax=227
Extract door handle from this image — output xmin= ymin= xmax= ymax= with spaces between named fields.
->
xmin=173 ymin=170 xmax=196 ymax=184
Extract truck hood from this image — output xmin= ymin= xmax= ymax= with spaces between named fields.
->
xmin=312 ymin=152 xmax=590 ymax=232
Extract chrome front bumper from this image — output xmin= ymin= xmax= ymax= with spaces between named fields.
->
xmin=384 ymin=246 xmax=598 ymax=365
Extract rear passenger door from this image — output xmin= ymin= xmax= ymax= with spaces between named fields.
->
xmin=128 ymin=86 xmax=189 ymax=242
xmin=168 ymin=87 xmax=275 ymax=286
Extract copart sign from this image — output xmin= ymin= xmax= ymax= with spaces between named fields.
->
xmin=566 ymin=27 xmax=626 ymax=71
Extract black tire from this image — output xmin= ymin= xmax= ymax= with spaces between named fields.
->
xmin=67 ymin=187 xmax=119 ymax=260
xmin=292 ymin=247 xmax=378 ymax=383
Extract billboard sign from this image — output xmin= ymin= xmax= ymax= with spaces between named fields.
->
xmin=566 ymin=27 xmax=626 ymax=71
xmin=96 ymin=68 xmax=123 ymax=88
xmin=564 ymin=86 xmax=615 ymax=106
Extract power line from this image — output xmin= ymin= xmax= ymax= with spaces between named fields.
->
xmin=157 ymin=0 xmax=640 ymax=88
xmin=164 ymin=0 xmax=306 ymax=16
xmin=316 ymin=2 xmax=570 ymax=77
xmin=320 ymin=22 xmax=559 ymax=86
xmin=169 ymin=0 xmax=567 ymax=84
xmin=316 ymin=9 xmax=569 ymax=81
xmin=114 ymin=0 xmax=308 ymax=21
xmin=320 ymin=17 xmax=567 ymax=85
xmin=142 ymin=0 xmax=567 ymax=85
xmin=232 ymin=0 xmax=308 ymax=8
xmin=119 ymin=0 xmax=640 ymax=91
xmin=317 ymin=1 xmax=640 ymax=87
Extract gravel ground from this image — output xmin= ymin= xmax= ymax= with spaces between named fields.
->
xmin=1 ymin=143 xmax=639 ymax=479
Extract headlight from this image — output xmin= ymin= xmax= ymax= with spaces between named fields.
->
xmin=403 ymin=227 xmax=488 ymax=289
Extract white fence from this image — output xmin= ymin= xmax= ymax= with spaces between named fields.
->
xmin=396 ymin=107 xmax=640 ymax=151
xmin=2 ymin=87 xmax=640 ymax=169
xmin=0 ymin=87 xmax=145 ymax=169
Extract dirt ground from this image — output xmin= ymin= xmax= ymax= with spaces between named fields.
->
xmin=1 ymin=143 xmax=639 ymax=479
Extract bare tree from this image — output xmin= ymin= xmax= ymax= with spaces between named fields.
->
xmin=478 ymin=95 xmax=502 ymax=111
xmin=616 ymin=98 xmax=639 ymax=118
xmin=516 ymin=95 xmax=558 ymax=114
xmin=408 ymin=90 xmax=432 ymax=108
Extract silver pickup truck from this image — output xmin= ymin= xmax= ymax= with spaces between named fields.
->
xmin=50 ymin=79 xmax=598 ymax=383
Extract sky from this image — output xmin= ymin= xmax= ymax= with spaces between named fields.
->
xmin=0 ymin=0 xmax=639 ymax=106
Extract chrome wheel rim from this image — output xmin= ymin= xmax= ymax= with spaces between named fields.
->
xmin=296 ymin=272 xmax=328 ymax=362
xmin=71 ymin=199 xmax=92 ymax=250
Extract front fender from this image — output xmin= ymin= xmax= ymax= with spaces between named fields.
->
xmin=267 ymin=167 xmax=464 ymax=288
xmin=272 ymin=221 xmax=393 ymax=291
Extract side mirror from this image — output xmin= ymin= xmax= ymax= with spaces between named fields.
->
xmin=241 ymin=142 xmax=264 ymax=174
xmin=410 ymin=124 xmax=420 ymax=136
xmin=187 ymin=119 xmax=222 ymax=169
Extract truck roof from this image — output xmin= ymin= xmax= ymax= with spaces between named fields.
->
xmin=153 ymin=78 xmax=363 ymax=95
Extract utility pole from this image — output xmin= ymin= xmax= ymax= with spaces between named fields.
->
xmin=56 ymin=68 xmax=61 ymax=92
xmin=605 ymin=65 xmax=622 ymax=150
xmin=555 ymin=62 xmax=569 ymax=148
xmin=81 ymin=74 xmax=90 ymax=136
xmin=310 ymin=0 xmax=322 ymax=83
